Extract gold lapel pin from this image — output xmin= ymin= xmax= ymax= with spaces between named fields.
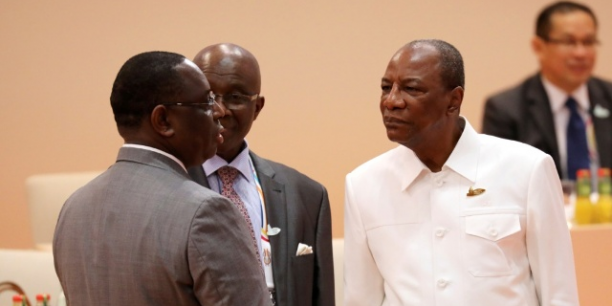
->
xmin=467 ymin=186 xmax=486 ymax=197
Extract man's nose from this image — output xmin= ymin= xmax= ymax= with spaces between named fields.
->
xmin=571 ymin=41 xmax=594 ymax=57
xmin=212 ymin=100 xmax=225 ymax=119
xmin=382 ymin=84 xmax=405 ymax=110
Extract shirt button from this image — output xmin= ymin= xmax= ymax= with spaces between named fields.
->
xmin=436 ymin=180 xmax=444 ymax=187
xmin=437 ymin=279 xmax=448 ymax=288
xmin=489 ymin=228 xmax=498 ymax=237
xmin=435 ymin=228 xmax=446 ymax=238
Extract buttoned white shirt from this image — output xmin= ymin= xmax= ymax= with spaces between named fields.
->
xmin=344 ymin=118 xmax=579 ymax=306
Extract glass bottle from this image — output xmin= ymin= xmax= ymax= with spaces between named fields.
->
xmin=12 ymin=295 xmax=25 ymax=306
xmin=594 ymin=168 xmax=612 ymax=223
xmin=36 ymin=294 xmax=50 ymax=306
xmin=574 ymin=169 xmax=593 ymax=225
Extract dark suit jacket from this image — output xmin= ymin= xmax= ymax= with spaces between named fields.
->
xmin=482 ymin=73 xmax=612 ymax=178
xmin=188 ymin=151 xmax=335 ymax=306
xmin=53 ymin=147 xmax=270 ymax=306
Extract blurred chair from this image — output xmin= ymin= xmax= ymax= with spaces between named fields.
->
xmin=25 ymin=171 xmax=102 ymax=250
xmin=0 ymin=249 xmax=59 ymax=306
xmin=332 ymin=238 xmax=344 ymax=306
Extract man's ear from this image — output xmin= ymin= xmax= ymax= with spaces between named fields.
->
xmin=531 ymin=36 xmax=545 ymax=59
xmin=447 ymin=86 xmax=464 ymax=114
xmin=150 ymin=105 xmax=174 ymax=137
xmin=253 ymin=96 xmax=265 ymax=121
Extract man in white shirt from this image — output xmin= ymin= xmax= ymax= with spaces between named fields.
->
xmin=482 ymin=1 xmax=612 ymax=181
xmin=344 ymin=39 xmax=579 ymax=305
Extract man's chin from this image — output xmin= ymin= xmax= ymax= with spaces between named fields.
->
xmin=215 ymin=144 xmax=230 ymax=156
xmin=200 ymin=150 xmax=216 ymax=163
xmin=216 ymin=137 xmax=240 ymax=154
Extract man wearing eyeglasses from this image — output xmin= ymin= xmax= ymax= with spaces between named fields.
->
xmin=482 ymin=1 xmax=612 ymax=182
xmin=53 ymin=51 xmax=270 ymax=305
xmin=188 ymin=43 xmax=335 ymax=306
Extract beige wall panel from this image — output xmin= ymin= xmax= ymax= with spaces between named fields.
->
xmin=1 ymin=0 xmax=611 ymax=248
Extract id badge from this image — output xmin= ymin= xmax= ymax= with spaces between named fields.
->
xmin=261 ymin=232 xmax=275 ymax=288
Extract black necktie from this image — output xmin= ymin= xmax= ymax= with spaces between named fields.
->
xmin=566 ymin=97 xmax=590 ymax=180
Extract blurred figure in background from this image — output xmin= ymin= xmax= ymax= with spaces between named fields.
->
xmin=482 ymin=1 xmax=612 ymax=182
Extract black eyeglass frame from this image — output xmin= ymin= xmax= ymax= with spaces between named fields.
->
xmin=213 ymin=92 xmax=259 ymax=110
xmin=161 ymin=92 xmax=217 ymax=112
xmin=542 ymin=37 xmax=601 ymax=49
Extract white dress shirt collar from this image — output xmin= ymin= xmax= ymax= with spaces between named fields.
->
xmin=399 ymin=117 xmax=479 ymax=190
xmin=121 ymin=143 xmax=186 ymax=172
xmin=203 ymin=140 xmax=253 ymax=182
xmin=541 ymin=76 xmax=589 ymax=113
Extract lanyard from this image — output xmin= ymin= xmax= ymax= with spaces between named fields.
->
xmin=585 ymin=117 xmax=599 ymax=165
xmin=248 ymin=157 xmax=268 ymax=237
xmin=248 ymin=157 xmax=275 ymax=287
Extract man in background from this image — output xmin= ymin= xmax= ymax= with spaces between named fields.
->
xmin=53 ymin=51 xmax=269 ymax=305
xmin=188 ymin=43 xmax=335 ymax=306
xmin=482 ymin=1 xmax=612 ymax=181
xmin=344 ymin=39 xmax=578 ymax=305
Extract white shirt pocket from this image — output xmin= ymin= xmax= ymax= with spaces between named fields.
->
xmin=463 ymin=211 xmax=521 ymax=277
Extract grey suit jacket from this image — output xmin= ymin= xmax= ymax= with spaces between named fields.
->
xmin=188 ymin=151 xmax=335 ymax=306
xmin=482 ymin=73 xmax=612 ymax=178
xmin=53 ymin=147 xmax=270 ymax=306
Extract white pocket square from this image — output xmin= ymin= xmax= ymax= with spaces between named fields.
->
xmin=296 ymin=243 xmax=313 ymax=256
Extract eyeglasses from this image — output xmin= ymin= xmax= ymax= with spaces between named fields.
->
xmin=543 ymin=37 xmax=600 ymax=50
xmin=213 ymin=92 xmax=259 ymax=110
xmin=162 ymin=92 xmax=216 ymax=113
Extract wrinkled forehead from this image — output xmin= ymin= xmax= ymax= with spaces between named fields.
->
xmin=205 ymin=47 xmax=247 ymax=68
xmin=203 ymin=57 xmax=261 ymax=92
xmin=548 ymin=10 xmax=597 ymax=36
xmin=385 ymin=45 xmax=441 ymax=76
xmin=175 ymin=60 xmax=210 ymax=91
xmin=394 ymin=43 xmax=438 ymax=62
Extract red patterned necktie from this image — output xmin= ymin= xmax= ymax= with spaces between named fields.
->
xmin=217 ymin=166 xmax=263 ymax=269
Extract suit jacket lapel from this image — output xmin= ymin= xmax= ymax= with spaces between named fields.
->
xmin=526 ymin=75 xmax=561 ymax=169
xmin=588 ymin=78 xmax=612 ymax=168
xmin=187 ymin=164 xmax=211 ymax=188
xmin=250 ymin=152 xmax=289 ymax=305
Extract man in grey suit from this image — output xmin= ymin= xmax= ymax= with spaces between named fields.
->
xmin=53 ymin=51 xmax=270 ymax=305
xmin=188 ymin=43 xmax=335 ymax=306
xmin=482 ymin=1 xmax=612 ymax=181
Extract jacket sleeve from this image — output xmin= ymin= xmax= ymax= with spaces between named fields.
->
xmin=188 ymin=195 xmax=271 ymax=306
xmin=313 ymin=185 xmax=336 ymax=306
xmin=482 ymin=96 xmax=519 ymax=140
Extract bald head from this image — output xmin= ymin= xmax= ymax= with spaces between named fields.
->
xmin=193 ymin=43 xmax=261 ymax=92
xmin=400 ymin=39 xmax=465 ymax=91
xmin=192 ymin=43 xmax=265 ymax=162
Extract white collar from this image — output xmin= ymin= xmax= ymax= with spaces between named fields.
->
xmin=541 ymin=76 xmax=589 ymax=113
xmin=399 ymin=117 xmax=479 ymax=190
xmin=121 ymin=144 xmax=186 ymax=172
